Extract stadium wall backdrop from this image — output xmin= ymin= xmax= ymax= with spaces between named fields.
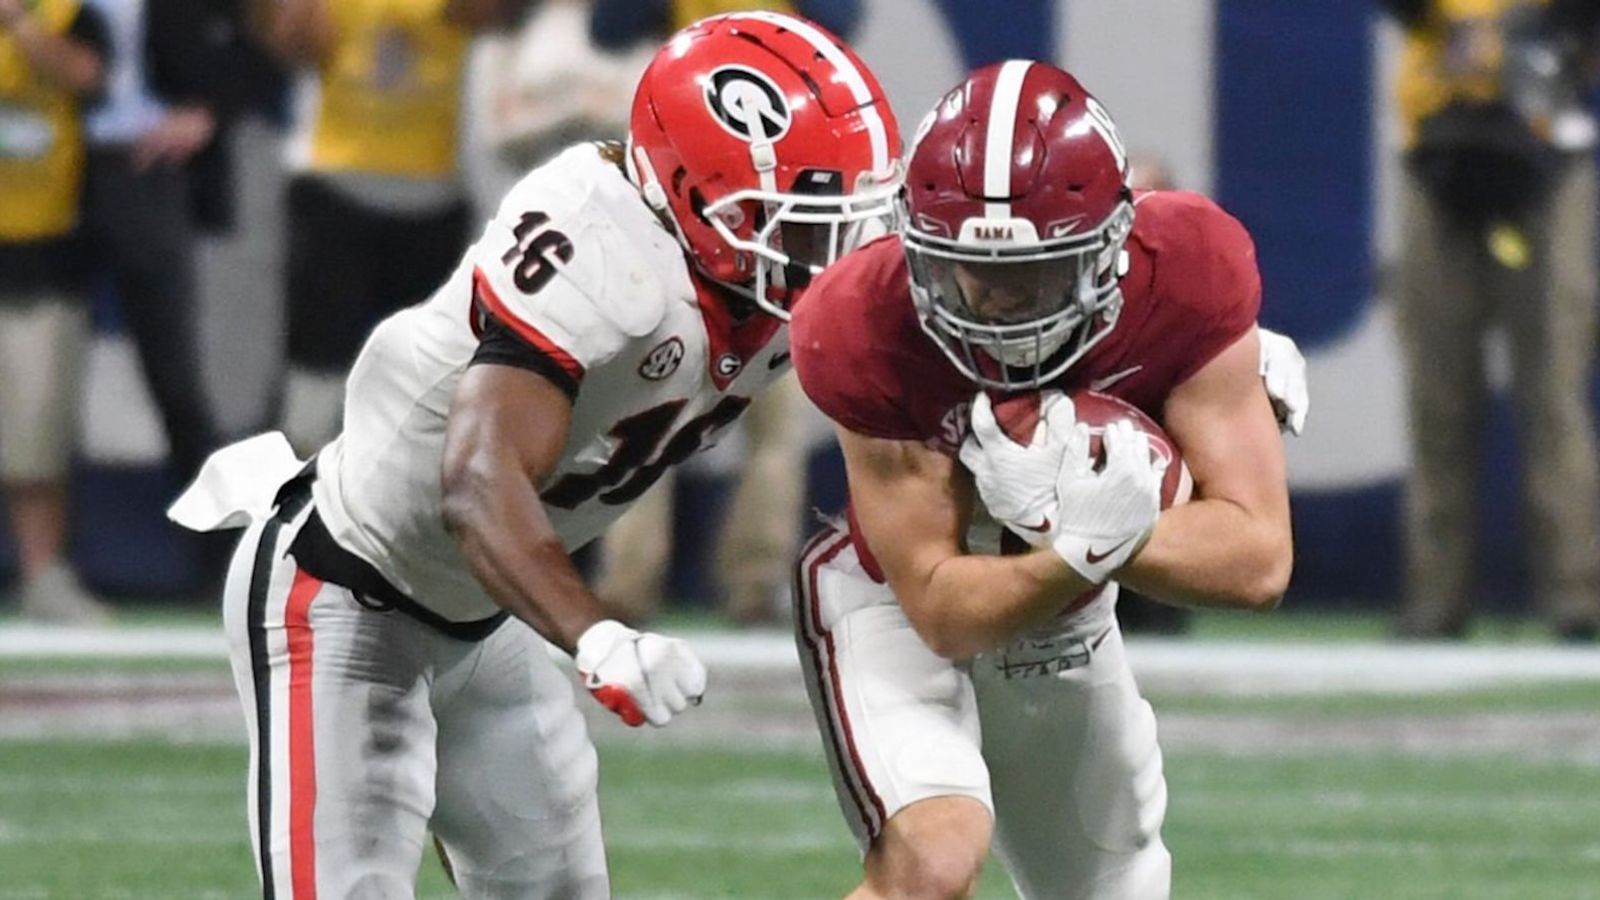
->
xmin=22 ymin=0 xmax=1594 ymax=610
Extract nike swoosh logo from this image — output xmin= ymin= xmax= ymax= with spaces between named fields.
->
xmin=768 ymin=351 xmax=792 ymax=370
xmin=1017 ymin=517 xmax=1051 ymax=534
xmin=1085 ymin=536 xmax=1136 ymax=565
xmin=1089 ymin=366 xmax=1143 ymax=392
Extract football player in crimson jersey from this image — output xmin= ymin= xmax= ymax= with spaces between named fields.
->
xmin=168 ymin=12 xmax=901 ymax=898
xmin=789 ymin=61 xmax=1301 ymax=899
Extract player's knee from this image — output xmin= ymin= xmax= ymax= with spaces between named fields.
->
xmin=876 ymin=846 xmax=984 ymax=900
xmin=869 ymin=799 xmax=990 ymax=900
xmin=550 ymin=736 xmax=601 ymax=813
xmin=340 ymin=871 xmax=414 ymax=899
xmin=909 ymin=853 xmax=983 ymax=900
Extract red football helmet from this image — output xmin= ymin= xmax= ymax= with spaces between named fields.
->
xmin=627 ymin=12 xmax=903 ymax=319
xmin=902 ymin=60 xmax=1135 ymax=390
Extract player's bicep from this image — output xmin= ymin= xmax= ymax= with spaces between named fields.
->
xmin=1162 ymin=329 xmax=1288 ymax=527
xmin=443 ymin=362 xmax=574 ymax=506
xmin=836 ymin=427 xmax=970 ymax=607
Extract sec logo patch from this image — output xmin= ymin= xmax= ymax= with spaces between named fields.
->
xmin=640 ymin=338 xmax=685 ymax=381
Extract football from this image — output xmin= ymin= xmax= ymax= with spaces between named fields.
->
xmin=989 ymin=389 xmax=1193 ymax=509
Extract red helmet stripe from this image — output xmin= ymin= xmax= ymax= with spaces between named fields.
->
xmin=738 ymin=10 xmax=891 ymax=174
xmin=982 ymin=60 xmax=1033 ymax=220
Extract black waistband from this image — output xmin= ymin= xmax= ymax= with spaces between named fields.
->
xmin=273 ymin=465 xmax=510 ymax=643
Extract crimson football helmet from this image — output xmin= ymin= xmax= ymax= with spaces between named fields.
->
xmin=627 ymin=12 xmax=903 ymax=319
xmin=902 ymin=60 xmax=1135 ymax=390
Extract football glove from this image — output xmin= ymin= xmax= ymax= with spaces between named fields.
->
xmin=1258 ymin=327 xmax=1309 ymax=436
xmin=1048 ymin=419 xmax=1166 ymax=584
xmin=959 ymin=391 xmax=1079 ymax=535
xmin=962 ymin=394 xmax=1165 ymax=585
xmin=574 ymin=620 xmax=707 ymax=727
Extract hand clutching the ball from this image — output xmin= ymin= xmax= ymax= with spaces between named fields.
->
xmin=960 ymin=392 xmax=1168 ymax=585
xmin=957 ymin=391 xmax=1080 ymax=534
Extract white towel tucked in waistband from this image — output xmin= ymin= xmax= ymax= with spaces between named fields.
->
xmin=167 ymin=432 xmax=306 ymax=532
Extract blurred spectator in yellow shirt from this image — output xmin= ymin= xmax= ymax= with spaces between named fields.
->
xmin=0 ymin=0 xmax=110 ymax=622
xmin=264 ymin=0 xmax=530 ymax=456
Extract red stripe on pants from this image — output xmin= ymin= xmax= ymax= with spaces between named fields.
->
xmin=285 ymin=569 xmax=323 ymax=899
xmin=801 ymin=531 xmax=888 ymax=834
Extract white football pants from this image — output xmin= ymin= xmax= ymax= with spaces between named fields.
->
xmin=221 ymin=500 xmax=608 ymax=899
xmin=794 ymin=525 xmax=1171 ymax=900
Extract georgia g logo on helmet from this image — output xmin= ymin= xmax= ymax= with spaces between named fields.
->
xmin=704 ymin=66 xmax=792 ymax=143
xmin=628 ymin=12 xmax=903 ymax=320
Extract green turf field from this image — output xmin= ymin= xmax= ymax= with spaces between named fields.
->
xmin=3 ymin=705 xmax=1599 ymax=898
xmin=4 ymin=614 xmax=1599 ymax=898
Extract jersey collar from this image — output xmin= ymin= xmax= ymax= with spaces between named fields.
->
xmin=693 ymin=273 xmax=784 ymax=391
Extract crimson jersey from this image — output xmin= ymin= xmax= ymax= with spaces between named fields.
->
xmin=791 ymin=190 xmax=1261 ymax=578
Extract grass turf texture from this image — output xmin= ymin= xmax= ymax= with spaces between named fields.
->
xmin=4 ymin=611 xmax=1598 ymax=897
xmin=0 ymin=607 xmax=1581 ymax=643
xmin=2 ymin=736 xmax=1598 ymax=899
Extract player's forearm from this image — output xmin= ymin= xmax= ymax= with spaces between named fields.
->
xmin=909 ymin=549 xmax=1092 ymax=660
xmin=3 ymin=15 xmax=102 ymax=95
xmin=442 ymin=455 xmax=603 ymax=653
xmin=1117 ymin=499 xmax=1290 ymax=611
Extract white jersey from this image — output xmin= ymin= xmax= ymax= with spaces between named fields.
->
xmin=312 ymin=144 xmax=791 ymax=622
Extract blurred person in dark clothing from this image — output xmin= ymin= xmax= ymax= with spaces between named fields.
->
xmin=589 ymin=0 xmax=858 ymax=50
xmin=81 ymin=0 xmax=281 ymax=483
xmin=1 ymin=0 xmax=111 ymax=622
xmin=1384 ymin=0 xmax=1600 ymax=641
xmin=264 ymin=0 xmax=529 ymax=457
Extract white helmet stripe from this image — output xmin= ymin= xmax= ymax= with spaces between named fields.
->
xmin=983 ymin=60 xmax=1033 ymax=220
xmin=735 ymin=11 xmax=890 ymax=174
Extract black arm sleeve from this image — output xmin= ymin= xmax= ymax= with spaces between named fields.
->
xmin=145 ymin=0 xmax=286 ymax=117
xmin=470 ymin=317 xmax=581 ymax=402
xmin=66 ymin=5 xmax=111 ymax=103
xmin=589 ymin=0 xmax=671 ymax=50
xmin=1549 ymin=0 xmax=1600 ymax=45
xmin=69 ymin=6 xmax=111 ymax=58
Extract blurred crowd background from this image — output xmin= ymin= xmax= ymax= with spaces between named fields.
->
xmin=2 ymin=0 xmax=1598 ymax=641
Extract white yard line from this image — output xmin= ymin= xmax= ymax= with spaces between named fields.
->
xmin=1124 ymin=638 xmax=1600 ymax=694
xmin=0 ymin=625 xmax=227 ymax=658
xmin=6 ymin=625 xmax=1600 ymax=693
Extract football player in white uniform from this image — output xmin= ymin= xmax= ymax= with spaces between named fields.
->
xmin=169 ymin=12 xmax=901 ymax=898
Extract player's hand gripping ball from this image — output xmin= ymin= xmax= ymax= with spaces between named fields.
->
xmin=989 ymin=389 xmax=1192 ymax=510
xmin=964 ymin=389 xmax=1191 ymax=586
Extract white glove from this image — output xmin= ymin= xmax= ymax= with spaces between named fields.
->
xmin=574 ymin=620 xmax=707 ymax=727
xmin=958 ymin=391 xmax=1079 ymax=537
xmin=1047 ymin=419 xmax=1166 ymax=583
xmin=961 ymin=395 xmax=1165 ymax=584
xmin=1258 ymin=327 xmax=1309 ymax=436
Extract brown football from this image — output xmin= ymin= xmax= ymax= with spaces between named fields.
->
xmin=989 ymin=389 xmax=1192 ymax=508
